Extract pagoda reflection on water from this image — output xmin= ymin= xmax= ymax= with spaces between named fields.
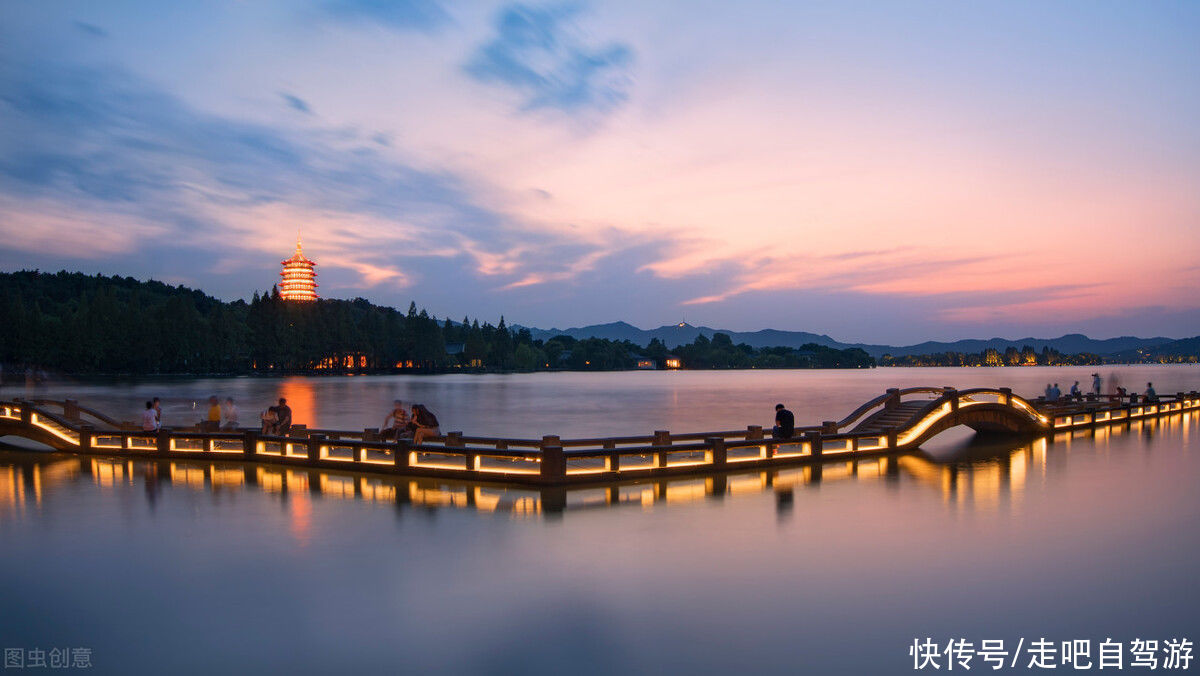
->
xmin=279 ymin=237 xmax=318 ymax=301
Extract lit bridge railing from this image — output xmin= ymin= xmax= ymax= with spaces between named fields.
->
xmin=1 ymin=390 xmax=1197 ymax=486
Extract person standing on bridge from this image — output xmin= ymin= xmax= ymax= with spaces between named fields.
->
xmin=1092 ymin=373 xmax=1102 ymax=395
xmin=152 ymin=397 xmax=162 ymax=430
xmin=773 ymin=403 xmax=795 ymax=439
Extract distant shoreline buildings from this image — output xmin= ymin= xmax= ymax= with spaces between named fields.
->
xmin=279 ymin=238 xmax=318 ymax=301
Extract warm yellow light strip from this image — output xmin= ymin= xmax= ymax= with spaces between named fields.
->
xmin=412 ymin=462 xmax=469 ymax=471
xmin=476 ymin=467 xmax=541 ymax=475
xmin=30 ymin=414 xmax=80 ymax=446
xmin=895 ymin=402 xmax=952 ymax=446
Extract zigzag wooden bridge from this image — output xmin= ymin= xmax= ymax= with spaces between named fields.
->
xmin=2 ymin=387 xmax=1197 ymax=487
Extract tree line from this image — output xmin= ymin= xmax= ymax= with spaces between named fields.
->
xmin=880 ymin=345 xmax=1104 ymax=367
xmin=0 ymin=270 xmax=876 ymax=375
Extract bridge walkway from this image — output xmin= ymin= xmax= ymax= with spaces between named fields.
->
xmin=2 ymin=388 xmax=1197 ymax=486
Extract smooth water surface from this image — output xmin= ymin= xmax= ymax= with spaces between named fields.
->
xmin=2 ymin=366 xmax=1198 ymax=674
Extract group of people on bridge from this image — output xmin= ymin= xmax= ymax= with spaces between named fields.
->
xmin=1044 ymin=374 xmax=1157 ymax=404
xmin=381 ymin=400 xmax=441 ymax=444
xmin=140 ymin=396 xmax=250 ymax=433
xmin=137 ymin=395 xmax=440 ymax=444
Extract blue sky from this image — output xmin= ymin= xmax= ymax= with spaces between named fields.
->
xmin=1 ymin=1 xmax=1197 ymax=343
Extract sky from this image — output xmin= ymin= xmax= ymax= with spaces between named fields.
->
xmin=0 ymin=1 xmax=1197 ymax=345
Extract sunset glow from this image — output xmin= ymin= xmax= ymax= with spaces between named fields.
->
xmin=0 ymin=1 xmax=1197 ymax=343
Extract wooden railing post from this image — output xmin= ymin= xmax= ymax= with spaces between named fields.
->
xmin=307 ymin=434 xmax=325 ymax=463
xmin=886 ymin=427 xmax=898 ymax=450
xmin=79 ymin=424 xmax=93 ymax=452
xmin=157 ymin=428 xmax=172 ymax=457
xmin=394 ymin=439 xmax=410 ymax=469
xmin=18 ymin=400 xmax=32 ymax=427
xmin=705 ymin=437 xmax=726 ymax=468
xmin=653 ymin=430 xmax=670 ymax=467
xmin=603 ymin=440 xmax=618 ymax=472
xmin=363 ymin=428 xmax=380 ymax=442
xmin=885 ymin=388 xmax=900 ymax=410
xmin=540 ymin=435 xmax=565 ymax=482
xmin=821 ymin=421 xmax=837 ymax=434
xmin=446 ymin=432 xmax=472 ymax=470
xmin=945 ymin=388 xmax=959 ymax=412
xmin=999 ymin=387 xmax=1012 ymax=407
xmin=805 ymin=431 xmax=823 ymax=458
xmin=242 ymin=430 xmax=258 ymax=460
xmin=747 ymin=425 xmax=763 ymax=440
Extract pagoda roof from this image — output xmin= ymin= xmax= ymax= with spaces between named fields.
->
xmin=281 ymin=252 xmax=315 ymax=265
xmin=281 ymin=238 xmax=316 ymax=266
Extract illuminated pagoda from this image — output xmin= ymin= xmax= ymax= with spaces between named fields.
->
xmin=279 ymin=237 xmax=318 ymax=301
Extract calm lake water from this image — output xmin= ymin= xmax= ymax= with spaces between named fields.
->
xmin=2 ymin=365 xmax=1198 ymax=674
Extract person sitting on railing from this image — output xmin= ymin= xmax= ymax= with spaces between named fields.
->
xmin=201 ymin=396 xmax=221 ymax=431
xmin=410 ymin=404 xmax=440 ymax=445
xmin=381 ymin=400 xmax=411 ymax=441
xmin=275 ymin=398 xmax=293 ymax=435
xmin=772 ymin=403 xmax=795 ymax=439
xmin=1070 ymin=381 xmax=1081 ymax=399
xmin=141 ymin=401 xmax=158 ymax=433
xmin=260 ymin=406 xmax=278 ymax=435
xmin=1145 ymin=382 xmax=1157 ymax=402
xmin=222 ymin=397 xmax=239 ymax=430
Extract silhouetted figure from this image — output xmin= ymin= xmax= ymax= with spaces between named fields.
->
xmin=152 ymin=397 xmax=163 ymax=429
xmin=275 ymin=398 xmax=293 ymax=435
xmin=1070 ymin=381 xmax=1080 ymax=399
xmin=1092 ymin=373 xmax=1102 ymax=395
xmin=1145 ymin=382 xmax=1157 ymax=402
xmin=772 ymin=403 xmax=795 ymax=439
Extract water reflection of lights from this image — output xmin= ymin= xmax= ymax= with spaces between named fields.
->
xmin=1 ymin=409 xmax=1197 ymax=520
xmin=278 ymin=378 xmax=317 ymax=428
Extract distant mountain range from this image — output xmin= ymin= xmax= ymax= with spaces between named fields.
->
xmin=515 ymin=321 xmax=1182 ymax=359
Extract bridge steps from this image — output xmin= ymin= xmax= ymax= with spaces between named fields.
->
xmin=851 ymin=401 xmax=930 ymax=434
